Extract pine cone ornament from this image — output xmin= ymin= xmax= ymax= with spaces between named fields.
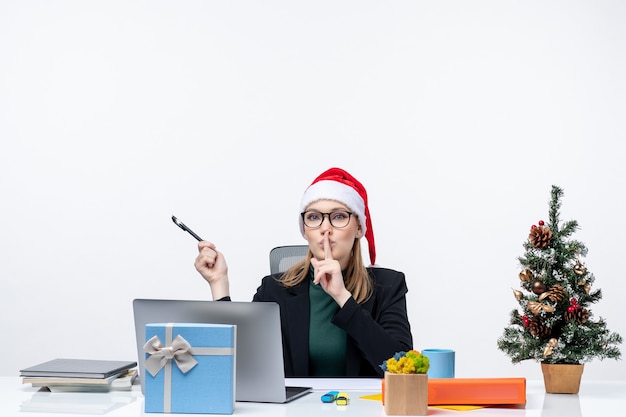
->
xmin=529 ymin=316 xmax=551 ymax=338
xmin=539 ymin=284 xmax=566 ymax=303
xmin=564 ymin=307 xmax=590 ymax=324
xmin=529 ymin=225 xmax=552 ymax=249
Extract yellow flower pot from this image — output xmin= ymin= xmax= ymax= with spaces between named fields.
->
xmin=383 ymin=372 xmax=428 ymax=415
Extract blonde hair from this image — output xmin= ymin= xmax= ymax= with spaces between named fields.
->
xmin=277 ymin=239 xmax=373 ymax=304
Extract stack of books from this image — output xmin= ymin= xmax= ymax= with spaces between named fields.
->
xmin=20 ymin=358 xmax=137 ymax=392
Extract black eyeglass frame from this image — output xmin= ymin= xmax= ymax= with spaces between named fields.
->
xmin=300 ymin=210 xmax=354 ymax=229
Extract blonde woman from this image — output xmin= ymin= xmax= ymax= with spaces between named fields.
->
xmin=195 ymin=167 xmax=413 ymax=377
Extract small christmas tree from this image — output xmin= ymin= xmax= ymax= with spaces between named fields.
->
xmin=497 ymin=185 xmax=622 ymax=365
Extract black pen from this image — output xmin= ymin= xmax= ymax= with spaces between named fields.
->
xmin=171 ymin=215 xmax=204 ymax=241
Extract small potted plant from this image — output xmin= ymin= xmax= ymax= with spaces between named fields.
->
xmin=497 ymin=186 xmax=622 ymax=393
xmin=380 ymin=350 xmax=430 ymax=415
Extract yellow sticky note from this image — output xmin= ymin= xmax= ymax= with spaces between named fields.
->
xmin=360 ymin=393 xmax=382 ymax=401
xmin=358 ymin=393 xmax=486 ymax=412
xmin=433 ymin=405 xmax=486 ymax=411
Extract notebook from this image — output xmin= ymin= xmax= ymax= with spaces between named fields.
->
xmin=20 ymin=358 xmax=137 ymax=379
xmin=132 ymin=299 xmax=312 ymax=403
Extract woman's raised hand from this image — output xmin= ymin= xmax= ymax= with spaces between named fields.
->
xmin=194 ymin=240 xmax=230 ymax=300
xmin=310 ymin=232 xmax=352 ymax=307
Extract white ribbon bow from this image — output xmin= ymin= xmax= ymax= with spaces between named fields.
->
xmin=143 ymin=334 xmax=198 ymax=377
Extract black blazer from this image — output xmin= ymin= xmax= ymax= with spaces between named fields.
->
xmin=252 ymin=267 xmax=413 ymax=377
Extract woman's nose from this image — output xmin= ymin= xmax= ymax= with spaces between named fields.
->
xmin=319 ymin=214 xmax=333 ymax=231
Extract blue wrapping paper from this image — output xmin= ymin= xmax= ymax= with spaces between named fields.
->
xmin=144 ymin=323 xmax=236 ymax=414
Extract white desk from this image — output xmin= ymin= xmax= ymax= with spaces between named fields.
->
xmin=2 ymin=377 xmax=625 ymax=416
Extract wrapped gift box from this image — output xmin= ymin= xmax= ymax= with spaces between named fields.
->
xmin=428 ymin=377 xmax=526 ymax=405
xmin=144 ymin=323 xmax=236 ymax=414
xmin=382 ymin=377 xmax=526 ymax=406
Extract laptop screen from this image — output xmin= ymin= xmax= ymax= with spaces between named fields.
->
xmin=132 ymin=299 xmax=310 ymax=403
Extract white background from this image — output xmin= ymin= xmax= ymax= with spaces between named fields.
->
xmin=1 ymin=1 xmax=624 ymax=381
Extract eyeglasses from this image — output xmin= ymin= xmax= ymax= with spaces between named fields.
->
xmin=301 ymin=210 xmax=353 ymax=229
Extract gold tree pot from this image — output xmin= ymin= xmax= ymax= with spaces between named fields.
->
xmin=541 ymin=363 xmax=584 ymax=394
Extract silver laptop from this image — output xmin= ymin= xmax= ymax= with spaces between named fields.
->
xmin=132 ymin=299 xmax=311 ymax=403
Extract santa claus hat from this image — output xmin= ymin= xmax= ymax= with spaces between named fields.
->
xmin=299 ymin=167 xmax=376 ymax=266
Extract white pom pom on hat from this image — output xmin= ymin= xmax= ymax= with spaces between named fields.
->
xmin=299 ymin=167 xmax=376 ymax=265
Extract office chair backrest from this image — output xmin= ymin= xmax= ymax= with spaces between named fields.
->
xmin=269 ymin=245 xmax=309 ymax=275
